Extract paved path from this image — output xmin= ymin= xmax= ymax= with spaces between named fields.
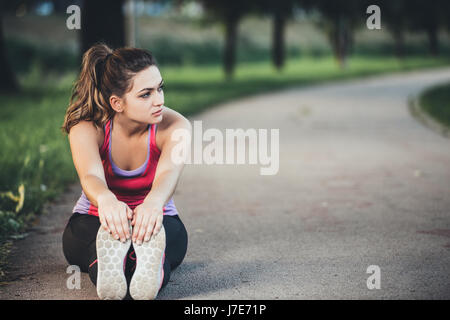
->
xmin=1 ymin=68 xmax=450 ymax=299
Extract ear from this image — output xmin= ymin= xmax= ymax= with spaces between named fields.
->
xmin=109 ymin=95 xmax=124 ymax=113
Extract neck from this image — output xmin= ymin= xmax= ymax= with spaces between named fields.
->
xmin=112 ymin=113 xmax=149 ymax=138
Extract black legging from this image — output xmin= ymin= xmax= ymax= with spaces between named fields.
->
xmin=62 ymin=212 xmax=188 ymax=293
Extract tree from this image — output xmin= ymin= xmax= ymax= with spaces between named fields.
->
xmin=80 ymin=0 xmax=126 ymax=54
xmin=199 ymin=0 xmax=257 ymax=79
xmin=311 ymin=0 xmax=363 ymax=68
xmin=373 ymin=0 xmax=408 ymax=58
xmin=257 ymin=0 xmax=296 ymax=71
xmin=0 ymin=2 xmax=20 ymax=93
xmin=406 ymin=0 xmax=446 ymax=56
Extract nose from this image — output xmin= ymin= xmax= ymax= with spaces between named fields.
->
xmin=154 ymin=90 xmax=164 ymax=107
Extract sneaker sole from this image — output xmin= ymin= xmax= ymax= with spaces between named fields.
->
xmin=96 ymin=225 xmax=131 ymax=300
xmin=129 ymin=226 xmax=166 ymax=300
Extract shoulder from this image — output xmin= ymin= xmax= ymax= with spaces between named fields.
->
xmin=157 ymin=106 xmax=191 ymax=135
xmin=68 ymin=120 xmax=105 ymax=149
xmin=155 ymin=106 xmax=191 ymax=150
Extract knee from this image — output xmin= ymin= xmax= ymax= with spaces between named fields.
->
xmin=62 ymin=224 xmax=75 ymax=266
xmin=160 ymin=258 xmax=171 ymax=290
xmin=62 ymin=224 xmax=96 ymax=273
xmin=170 ymin=225 xmax=188 ymax=270
xmin=88 ymin=261 xmax=98 ymax=286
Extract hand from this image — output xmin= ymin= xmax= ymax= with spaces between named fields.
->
xmin=131 ymin=200 xmax=163 ymax=245
xmin=97 ymin=193 xmax=133 ymax=242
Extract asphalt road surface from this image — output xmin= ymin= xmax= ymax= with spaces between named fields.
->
xmin=1 ymin=67 xmax=450 ymax=299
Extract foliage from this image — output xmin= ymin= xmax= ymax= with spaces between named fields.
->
xmin=420 ymin=82 xmax=450 ymax=128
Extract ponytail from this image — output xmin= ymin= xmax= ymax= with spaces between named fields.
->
xmin=61 ymin=43 xmax=157 ymax=134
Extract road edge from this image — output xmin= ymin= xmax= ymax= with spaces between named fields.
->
xmin=408 ymin=93 xmax=450 ymax=139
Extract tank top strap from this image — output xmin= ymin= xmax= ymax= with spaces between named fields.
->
xmin=150 ymin=123 xmax=161 ymax=155
xmin=100 ymin=119 xmax=111 ymax=155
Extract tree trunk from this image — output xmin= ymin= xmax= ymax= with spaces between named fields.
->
xmin=426 ymin=26 xmax=439 ymax=56
xmin=0 ymin=13 xmax=18 ymax=93
xmin=272 ymin=10 xmax=286 ymax=71
xmin=80 ymin=0 xmax=125 ymax=54
xmin=392 ymin=28 xmax=405 ymax=59
xmin=224 ymin=15 xmax=238 ymax=80
xmin=332 ymin=15 xmax=350 ymax=69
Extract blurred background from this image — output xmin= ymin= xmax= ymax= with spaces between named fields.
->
xmin=1 ymin=0 xmax=450 ymax=278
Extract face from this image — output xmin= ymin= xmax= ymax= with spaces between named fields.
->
xmin=118 ymin=65 xmax=164 ymax=125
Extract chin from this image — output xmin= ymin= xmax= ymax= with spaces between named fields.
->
xmin=152 ymin=114 xmax=163 ymax=123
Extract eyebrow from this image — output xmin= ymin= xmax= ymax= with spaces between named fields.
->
xmin=138 ymin=79 xmax=164 ymax=93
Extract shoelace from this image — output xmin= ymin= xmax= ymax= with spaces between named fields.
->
xmin=129 ymin=250 xmax=137 ymax=272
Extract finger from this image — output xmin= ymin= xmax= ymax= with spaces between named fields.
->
xmin=136 ymin=215 xmax=150 ymax=245
xmin=99 ymin=215 xmax=109 ymax=232
xmin=120 ymin=207 xmax=130 ymax=240
xmin=130 ymin=208 xmax=135 ymax=226
xmin=106 ymin=214 xmax=119 ymax=240
xmin=113 ymin=215 xmax=125 ymax=242
xmin=132 ymin=210 xmax=144 ymax=241
xmin=144 ymin=215 xmax=157 ymax=242
xmin=153 ymin=215 xmax=163 ymax=235
xmin=131 ymin=210 xmax=141 ymax=240
xmin=126 ymin=206 xmax=133 ymax=220
xmin=131 ymin=211 xmax=136 ymax=226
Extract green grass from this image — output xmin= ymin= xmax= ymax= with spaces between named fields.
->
xmin=0 ymin=55 xmax=450 ymax=278
xmin=161 ymin=56 xmax=450 ymax=116
xmin=419 ymin=82 xmax=450 ymax=128
xmin=0 ymin=70 xmax=78 ymax=242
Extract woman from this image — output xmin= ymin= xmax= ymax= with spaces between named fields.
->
xmin=61 ymin=43 xmax=190 ymax=300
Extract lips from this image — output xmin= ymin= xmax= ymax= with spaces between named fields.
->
xmin=152 ymin=108 xmax=162 ymax=115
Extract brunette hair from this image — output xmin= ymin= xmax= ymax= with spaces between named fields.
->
xmin=61 ymin=43 xmax=157 ymax=134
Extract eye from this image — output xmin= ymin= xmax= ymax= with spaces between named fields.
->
xmin=158 ymin=85 xmax=165 ymax=92
xmin=140 ymin=92 xmax=150 ymax=98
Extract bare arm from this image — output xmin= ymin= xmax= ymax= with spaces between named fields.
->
xmin=132 ymin=108 xmax=192 ymax=244
xmin=69 ymin=121 xmax=112 ymax=206
xmin=145 ymin=108 xmax=192 ymax=207
xmin=69 ymin=121 xmax=132 ymax=241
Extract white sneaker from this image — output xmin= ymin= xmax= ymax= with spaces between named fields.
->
xmin=95 ymin=225 xmax=132 ymax=300
xmin=129 ymin=226 xmax=166 ymax=300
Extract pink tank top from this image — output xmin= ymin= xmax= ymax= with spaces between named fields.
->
xmin=72 ymin=118 xmax=178 ymax=217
